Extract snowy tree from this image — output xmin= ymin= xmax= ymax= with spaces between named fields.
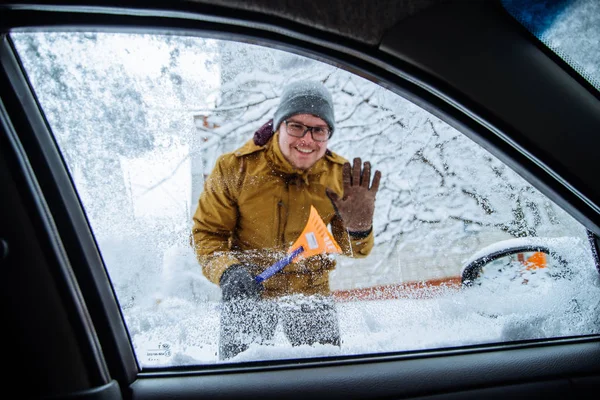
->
xmin=12 ymin=33 xmax=155 ymax=230
xmin=11 ymin=32 xmax=221 ymax=305
xmin=12 ymin=32 xmax=585 ymax=302
xmin=196 ymin=41 xmax=579 ymax=262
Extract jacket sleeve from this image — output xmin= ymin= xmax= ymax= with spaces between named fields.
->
xmin=330 ymin=214 xmax=374 ymax=258
xmin=191 ymin=155 xmax=241 ymax=285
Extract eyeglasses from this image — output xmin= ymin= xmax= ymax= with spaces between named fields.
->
xmin=283 ymin=120 xmax=332 ymax=142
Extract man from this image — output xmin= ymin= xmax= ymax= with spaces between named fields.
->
xmin=192 ymin=80 xmax=381 ymax=360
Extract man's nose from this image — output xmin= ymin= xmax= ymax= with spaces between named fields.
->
xmin=301 ymin=128 xmax=317 ymax=143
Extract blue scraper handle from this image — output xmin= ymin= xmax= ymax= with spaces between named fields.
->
xmin=255 ymin=246 xmax=305 ymax=283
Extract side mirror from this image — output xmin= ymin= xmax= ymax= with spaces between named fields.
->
xmin=461 ymin=239 xmax=570 ymax=287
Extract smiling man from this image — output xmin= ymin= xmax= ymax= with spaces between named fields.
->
xmin=192 ymin=80 xmax=381 ymax=360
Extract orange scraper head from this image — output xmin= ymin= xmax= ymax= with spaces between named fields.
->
xmin=289 ymin=205 xmax=342 ymax=262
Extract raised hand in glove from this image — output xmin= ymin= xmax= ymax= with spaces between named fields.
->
xmin=220 ymin=264 xmax=264 ymax=301
xmin=326 ymin=157 xmax=381 ymax=233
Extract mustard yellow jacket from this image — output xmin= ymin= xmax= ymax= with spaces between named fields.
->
xmin=191 ymin=132 xmax=374 ymax=298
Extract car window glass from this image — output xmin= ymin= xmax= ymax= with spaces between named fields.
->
xmin=11 ymin=31 xmax=600 ymax=367
xmin=502 ymin=0 xmax=600 ymax=91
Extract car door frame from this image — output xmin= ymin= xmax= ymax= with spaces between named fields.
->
xmin=1 ymin=1 xmax=599 ymax=399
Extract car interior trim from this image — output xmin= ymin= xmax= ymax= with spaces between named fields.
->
xmin=0 ymin=34 xmax=139 ymax=386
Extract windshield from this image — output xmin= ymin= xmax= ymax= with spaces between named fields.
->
xmin=10 ymin=31 xmax=600 ymax=367
xmin=502 ymin=0 xmax=600 ymax=91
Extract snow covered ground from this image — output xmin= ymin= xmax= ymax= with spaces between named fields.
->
xmin=124 ymin=235 xmax=600 ymax=368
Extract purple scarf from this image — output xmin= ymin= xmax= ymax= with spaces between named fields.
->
xmin=253 ymin=119 xmax=275 ymax=146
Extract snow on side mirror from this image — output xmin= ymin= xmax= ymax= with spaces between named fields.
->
xmin=461 ymin=238 xmax=574 ymax=288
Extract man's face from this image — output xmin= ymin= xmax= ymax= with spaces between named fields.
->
xmin=278 ymin=113 xmax=329 ymax=170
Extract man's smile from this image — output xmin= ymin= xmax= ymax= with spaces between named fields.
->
xmin=295 ymin=146 xmax=315 ymax=154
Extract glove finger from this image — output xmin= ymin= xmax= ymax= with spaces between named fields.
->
xmin=352 ymin=157 xmax=361 ymax=186
xmin=361 ymin=161 xmax=371 ymax=188
xmin=245 ymin=280 xmax=262 ymax=298
xmin=342 ymin=162 xmax=351 ymax=191
xmin=371 ymin=170 xmax=382 ymax=193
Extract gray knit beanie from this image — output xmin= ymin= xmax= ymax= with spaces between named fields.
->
xmin=273 ymin=80 xmax=335 ymax=134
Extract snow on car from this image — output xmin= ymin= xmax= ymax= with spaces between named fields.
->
xmin=124 ymin=235 xmax=600 ymax=366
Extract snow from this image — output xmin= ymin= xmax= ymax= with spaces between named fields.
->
xmin=125 ymin=242 xmax=600 ymax=366
xmin=123 ymin=240 xmax=600 ymax=367
xmin=503 ymin=0 xmax=600 ymax=90
xmin=9 ymin=19 xmax=600 ymax=369
xmin=460 ymin=236 xmax=583 ymax=271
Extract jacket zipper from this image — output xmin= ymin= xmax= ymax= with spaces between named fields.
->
xmin=277 ymin=200 xmax=286 ymax=247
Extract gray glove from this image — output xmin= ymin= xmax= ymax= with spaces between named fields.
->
xmin=220 ymin=264 xmax=264 ymax=301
